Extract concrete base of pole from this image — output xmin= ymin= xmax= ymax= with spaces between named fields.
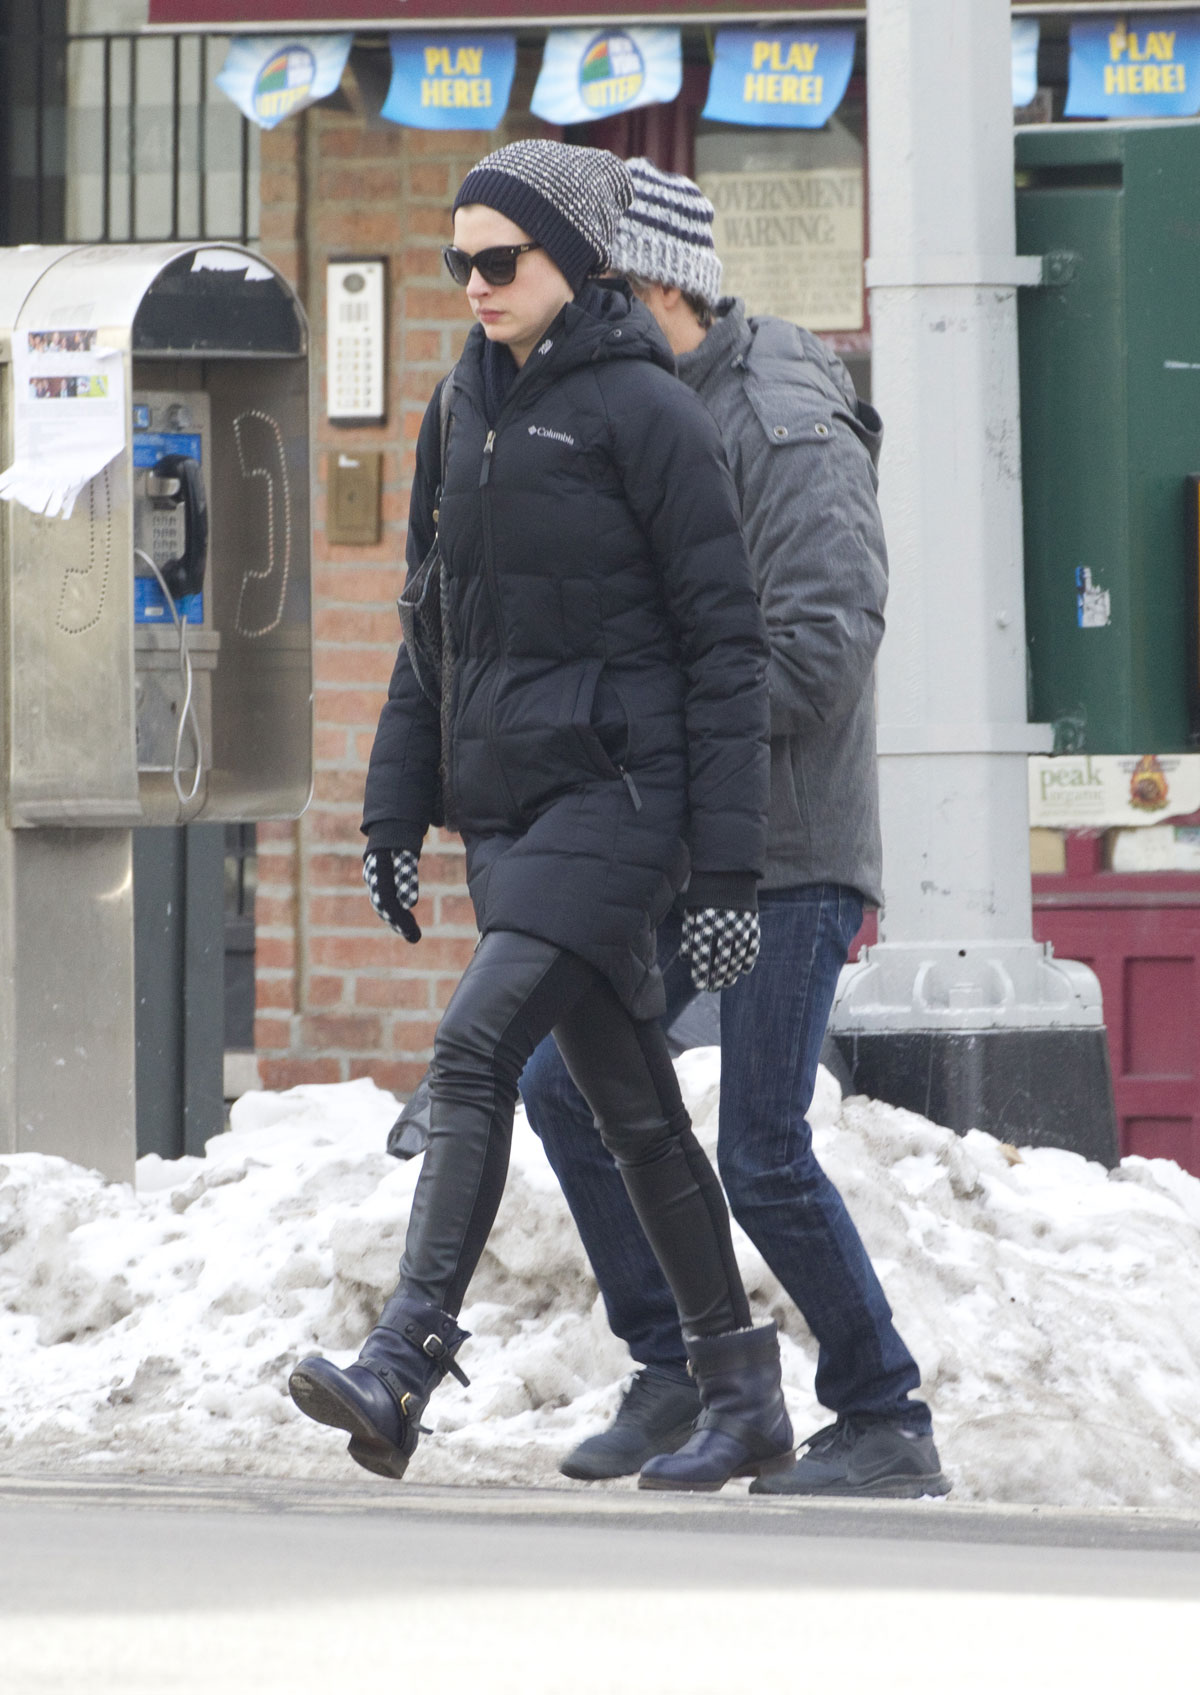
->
xmin=829 ymin=1027 xmax=1119 ymax=1167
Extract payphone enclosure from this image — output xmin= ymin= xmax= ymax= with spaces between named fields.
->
xmin=0 ymin=242 xmax=312 ymax=828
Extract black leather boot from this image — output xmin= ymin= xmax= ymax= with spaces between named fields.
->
xmin=288 ymin=1294 xmax=470 ymax=1481
xmin=638 ymin=1321 xmax=794 ymax=1493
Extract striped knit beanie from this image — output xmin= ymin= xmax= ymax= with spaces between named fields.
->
xmin=609 ymin=157 xmax=724 ymax=309
xmin=453 ymin=140 xmax=632 ymax=293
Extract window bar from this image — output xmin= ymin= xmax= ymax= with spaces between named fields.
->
xmin=198 ymin=34 xmax=208 ymax=239
xmin=102 ymin=33 xmax=112 ymax=242
xmin=171 ymin=33 xmax=181 ymax=240
xmin=34 ymin=24 xmax=45 ymax=241
xmin=240 ymin=111 xmax=250 ymax=245
xmin=128 ymin=35 xmax=137 ymax=240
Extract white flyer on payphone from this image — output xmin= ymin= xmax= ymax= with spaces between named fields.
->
xmin=0 ymin=328 xmax=125 ymax=519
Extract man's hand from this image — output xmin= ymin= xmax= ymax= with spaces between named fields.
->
xmin=680 ymin=907 xmax=760 ymax=992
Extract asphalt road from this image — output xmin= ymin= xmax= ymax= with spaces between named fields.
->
xmin=2 ymin=1474 xmax=1199 ymax=1695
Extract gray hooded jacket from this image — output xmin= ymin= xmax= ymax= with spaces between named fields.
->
xmin=676 ymin=300 xmax=886 ymax=905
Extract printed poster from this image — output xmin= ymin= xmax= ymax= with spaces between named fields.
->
xmin=697 ymin=166 xmax=864 ymax=331
xmin=216 ymin=34 xmax=353 ymax=129
xmin=1029 ymin=754 xmax=1200 ymax=829
xmin=1012 ymin=18 xmax=1040 ymax=108
xmin=702 ymin=26 xmax=855 ymax=129
xmin=531 ymin=27 xmax=682 ymax=125
xmin=0 ymin=328 xmax=126 ymax=519
xmin=1065 ymin=14 xmax=1200 ymax=118
xmin=382 ymin=33 xmax=516 ymax=130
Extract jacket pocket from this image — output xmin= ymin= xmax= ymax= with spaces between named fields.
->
xmin=572 ymin=658 xmax=629 ymax=781
xmin=746 ymin=387 xmax=851 ymax=453
xmin=490 ymin=658 xmax=623 ymax=818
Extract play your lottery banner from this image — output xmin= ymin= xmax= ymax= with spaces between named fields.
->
xmin=216 ymin=34 xmax=352 ymax=129
xmin=702 ymin=26 xmax=854 ymax=128
xmin=1065 ymin=13 xmax=1200 ymax=117
xmin=1012 ymin=18 xmax=1040 ymax=108
xmin=382 ymin=33 xmax=516 ymax=130
xmin=531 ymin=27 xmax=682 ymax=125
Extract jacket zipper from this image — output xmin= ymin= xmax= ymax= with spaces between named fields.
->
xmin=477 ymin=427 xmax=519 ymax=816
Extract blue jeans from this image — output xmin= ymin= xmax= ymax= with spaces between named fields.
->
xmin=520 ymin=885 xmax=931 ymax=1430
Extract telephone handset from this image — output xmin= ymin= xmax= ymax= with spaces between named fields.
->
xmin=149 ymin=452 xmax=208 ymax=603
xmin=132 ymin=390 xmax=218 ymax=810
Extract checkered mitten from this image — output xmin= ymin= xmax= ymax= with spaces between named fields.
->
xmin=680 ymin=907 xmax=760 ymax=992
xmin=363 ymin=849 xmax=421 ymax=944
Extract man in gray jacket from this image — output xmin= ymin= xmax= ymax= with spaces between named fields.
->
xmin=518 ymin=158 xmax=947 ymax=1498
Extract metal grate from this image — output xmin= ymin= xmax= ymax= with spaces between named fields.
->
xmin=1 ymin=15 xmax=258 ymax=246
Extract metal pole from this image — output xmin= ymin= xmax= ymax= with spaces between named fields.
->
xmin=830 ymin=0 xmax=1118 ymax=1161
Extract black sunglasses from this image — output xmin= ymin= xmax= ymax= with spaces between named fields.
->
xmin=442 ymin=242 xmax=541 ymax=288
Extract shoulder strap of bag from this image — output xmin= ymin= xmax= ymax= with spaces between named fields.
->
xmin=433 ymin=366 xmax=456 ymax=522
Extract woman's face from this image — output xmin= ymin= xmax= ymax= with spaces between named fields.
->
xmin=452 ymin=204 xmax=573 ymax=367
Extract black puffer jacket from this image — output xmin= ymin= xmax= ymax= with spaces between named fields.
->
xmin=364 ymin=282 xmax=769 ymax=1019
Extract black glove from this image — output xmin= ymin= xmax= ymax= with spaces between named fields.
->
xmin=680 ymin=907 xmax=760 ymax=992
xmin=363 ymin=848 xmax=421 ymax=944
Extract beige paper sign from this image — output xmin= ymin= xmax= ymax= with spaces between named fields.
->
xmin=697 ymin=166 xmax=864 ymax=330
xmin=1029 ymin=754 xmax=1200 ymax=829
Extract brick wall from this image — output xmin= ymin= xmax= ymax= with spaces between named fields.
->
xmin=253 ymin=58 xmax=547 ymax=1094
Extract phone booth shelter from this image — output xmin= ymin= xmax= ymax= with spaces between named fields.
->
xmin=0 ymin=243 xmax=312 ymax=1181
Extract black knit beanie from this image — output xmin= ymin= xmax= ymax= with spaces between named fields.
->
xmin=452 ymin=139 xmax=633 ymax=293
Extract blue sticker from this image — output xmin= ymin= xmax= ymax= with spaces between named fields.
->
xmin=133 ymin=431 xmax=201 ymax=469
xmin=531 ymin=27 xmax=682 ymax=126
xmin=135 ymin=577 xmax=203 ymax=626
xmin=702 ymin=26 xmax=855 ymax=129
xmin=1012 ymin=19 xmax=1040 ymax=109
xmin=1066 ymin=15 xmax=1200 ymax=118
xmin=382 ymin=32 xmax=516 ymax=130
xmin=216 ymin=34 xmax=353 ymax=130
xmin=1075 ymin=566 xmax=1111 ymax=630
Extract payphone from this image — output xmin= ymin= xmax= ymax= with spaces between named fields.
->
xmin=0 ymin=242 xmax=312 ymax=1178
xmin=133 ymin=389 xmax=215 ymax=799
xmin=2 ymin=241 xmax=312 ymax=829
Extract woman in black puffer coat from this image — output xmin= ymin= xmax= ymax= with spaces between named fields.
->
xmin=290 ymin=141 xmax=793 ymax=1494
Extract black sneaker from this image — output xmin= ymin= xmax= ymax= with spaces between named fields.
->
xmin=560 ymin=1367 xmax=701 ymax=1481
xmin=748 ymin=1415 xmax=951 ymax=1499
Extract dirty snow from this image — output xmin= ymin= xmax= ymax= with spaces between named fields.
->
xmin=2 ymin=1051 xmax=1200 ymax=1508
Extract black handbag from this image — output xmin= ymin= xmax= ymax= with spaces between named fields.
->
xmin=397 ymin=370 xmax=455 ymax=706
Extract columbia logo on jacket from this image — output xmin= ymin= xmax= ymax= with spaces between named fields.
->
xmin=527 ymin=424 xmax=576 ymax=446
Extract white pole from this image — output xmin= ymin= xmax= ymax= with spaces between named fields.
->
xmin=832 ymin=0 xmax=1111 ymax=1150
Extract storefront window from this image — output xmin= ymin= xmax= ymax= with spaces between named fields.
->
xmin=694 ymin=102 xmax=865 ymax=337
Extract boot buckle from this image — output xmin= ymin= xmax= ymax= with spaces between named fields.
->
xmin=420 ymin=1329 xmax=470 ymax=1388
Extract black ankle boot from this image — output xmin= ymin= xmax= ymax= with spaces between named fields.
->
xmin=560 ymin=1367 xmax=701 ymax=1481
xmin=288 ymin=1295 xmax=470 ymax=1481
xmin=638 ymin=1321 xmax=794 ymax=1493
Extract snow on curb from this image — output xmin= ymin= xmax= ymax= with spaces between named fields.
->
xmin=2 ymin=1050 xmax=1199 ymax=1507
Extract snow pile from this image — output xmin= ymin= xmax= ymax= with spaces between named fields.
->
xmin=2 ymin=1051 xmax=1200 ymax=1507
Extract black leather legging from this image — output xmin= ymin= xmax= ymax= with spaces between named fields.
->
xmin=398 ymin=930 xmax=751 ymax=1338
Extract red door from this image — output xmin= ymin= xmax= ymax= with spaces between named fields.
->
xmin=1033 ymin=833 xmax=1200 ymax=1173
